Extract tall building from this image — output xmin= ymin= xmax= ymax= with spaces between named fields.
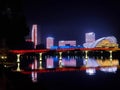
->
xmin=32 ymin=24 xmax=38 ymax=49
xmin=58 ymin=41 xmax=65 ymax=46
xmin=85 ymin=32 xmax=95 ymax=43
xmin=46 ymin=37 xmax=54 ymax=49
xmin=58 ymin=40 xmax=76 ymax=46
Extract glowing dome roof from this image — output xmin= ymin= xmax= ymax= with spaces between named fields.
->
xmin=83 ymin=36 xmax=117 ymax=48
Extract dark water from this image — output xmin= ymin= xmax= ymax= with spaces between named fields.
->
xmin=0 ymin=53 xmax=120 ymax=90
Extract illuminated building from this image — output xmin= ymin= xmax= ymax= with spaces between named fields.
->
xmin=46 ymin=37 xmax=54 ymax=49
xmin=85 ymin=32 xmax=95 ymax=43
xmin=58 ymin=40 xmax=76 ymax=46
xmin=32 ymin=24 xmax=38 ymax=49
xmin=58 ymin=41 xmax=65 ymax=46
xmin=83 ymin=36 xmax=118 ymax=48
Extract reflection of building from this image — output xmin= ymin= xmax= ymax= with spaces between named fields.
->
xmin=100 ymin=66 xmax=117 ymax=73
xmin=62 ymin=58 xmax=76 ymax=67
xmin=83 ymin=58 xmax=119 ymax=67
xmin=86 ymin=68 xmax=96 ymax=75
xmin=83 ymin=36 xmax=118 ymax=48
xmin=85 ymin=32 xmax=95 ymax=43
xmin=83 ymin=58 xmax=119 ymax=74
xmin=46 ymin=57 xmax=54 ymax=68
xmin=83 ymin=58 xmax=99 ymax=67
xmin=31 ymin=58 xmax=38 ymax=82
xmin=58 ymin=40 xmax=76 ymax=46
xmin=46 ymin=37 xmax=54 ymax=49
xmin=96 ymin=59 xmax=119 ymax=66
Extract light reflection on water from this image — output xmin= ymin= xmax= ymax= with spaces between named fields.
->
xmin=1 ymin=51 xmax=120 ymax=90
xmin=13 ymin=54 xmax=120 ymax=83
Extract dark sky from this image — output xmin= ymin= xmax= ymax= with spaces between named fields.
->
xmin=23 ymin=0 xmax=120 ymax=45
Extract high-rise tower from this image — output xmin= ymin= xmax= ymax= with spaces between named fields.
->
xmin=46 ymin=37 xmax=54 ymax=49
xmin=85 ymin=32 xmax=95 ymax=43
xmin=32 ymin=24 xmax=38 ymax=49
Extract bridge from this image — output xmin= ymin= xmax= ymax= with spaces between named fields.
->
xmin=9 ymin=48 xmax=120 ymax=63
xmin=9 ymin=48 xmax=119 ymax=54
xmin=9 ymin=48 xmax=120 ymax=74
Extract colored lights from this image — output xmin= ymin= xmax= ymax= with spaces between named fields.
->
xmin=32 ymin=24 xmax=38 ymax=49
xmin=46 ymin=57 xmax=54 ymax=68
xmin=83 ymin=35 xmax=118 ymax=48
xmin=46 ymin=37 xmax=54 ymax=49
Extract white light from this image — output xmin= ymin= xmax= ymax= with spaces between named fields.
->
xmin=60 ymin=40 xmax=64 ymax=42
xmin=88 ymin=32 xmax=94 ymax=35
xmin=100 ymin=66 xmax=117 ymax=73
xmin=86 ymin=68 xmax=96 ymax=75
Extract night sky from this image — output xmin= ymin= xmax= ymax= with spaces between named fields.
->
xmin=23 ymin=0 xmax=120 ymax=45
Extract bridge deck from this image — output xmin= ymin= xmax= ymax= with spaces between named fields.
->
xmin=9 ymin=48 xmax=120 ymax=54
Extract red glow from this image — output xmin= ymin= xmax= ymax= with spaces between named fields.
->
xmin=9 ymin=49 xmax=50 ymax=54
xmin=9 ymin=48 xmax=118 ymax=54
xmin=20 ymin=66 xmax=118 ymax=74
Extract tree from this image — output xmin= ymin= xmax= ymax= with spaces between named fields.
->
xmin=0 ymin=0 xmax=29 ymax=49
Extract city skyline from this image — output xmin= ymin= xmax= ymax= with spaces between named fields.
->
xmin=26 ymin=26 xmax=119 ymax=49
xmin=0 ymin=1 xmax=120 ymax=89
xmin=23 ymin=0 xmax=120 ymax=45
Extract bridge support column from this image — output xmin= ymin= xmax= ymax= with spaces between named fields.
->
xmin=85 ymin=50 xmax=88 ymax=59
xmin=59 ymin=52 xmax=62 ymax=60
xmin=39 ymin=53 xmax=43 ymax=69
xmin=59 ymin=52 xmax=62 ymax=68
xmin=101 ymin=56 xmax=103 ymax=59
xmin=16 ymin=63 xmax=21 ymax=71
xmin=39 ymin=53 xmax=42 ymax=61
xmin=17 ymin=54 xmax=20 ymax=62
xmin=109 ymin=50 xmax=113 ymax=65
xmin=84 ymin=50 xmax=89 ymax=66
xmin=16 ymin=54 xmax=22 ymax=71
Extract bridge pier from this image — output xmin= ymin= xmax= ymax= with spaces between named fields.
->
xmin=39 ymin=53 xmax=42 ymax=61
xmin=16 ymin=54 xmax=22 ymax=71
xmin=109 ymin=50 xmax=113 ymax=60
xmin=59 ymin=52 xmax=62 ymax=59
xmin=16 ymin=62 xmax=21 ymax=71
xmin=85 ymin=50 xmax=88 ymax=59
xmin=39 ymin=53 xmax=43 ymax=69
xmin=17 ymin=54 xmax=20 ymax=63
xmin=101 ymin=56 xmax=103 ymax=59
xmin=109 ymin=50 xmax=113 ymax=65
xmin=59 ymin=52 xmax=63 ymax=68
